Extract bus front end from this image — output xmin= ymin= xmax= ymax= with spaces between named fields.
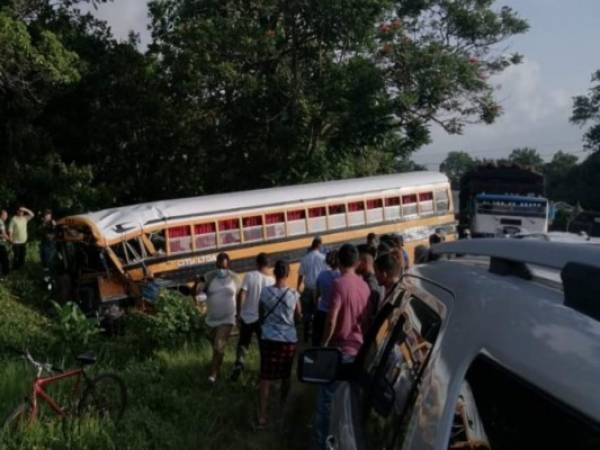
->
xmin=53 ymin=218 xmax=131 ymax=313
xmin=471 ymin=194 xmax=549 ymax=237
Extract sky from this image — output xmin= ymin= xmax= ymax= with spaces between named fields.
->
xmin=88 ymin=0 xmax=600 ymax=169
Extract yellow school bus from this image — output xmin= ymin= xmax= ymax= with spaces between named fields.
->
xmin=54 ymin=171 xmax=455 ymax=310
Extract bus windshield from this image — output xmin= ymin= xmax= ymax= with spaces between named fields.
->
xmin=475 ymin=195 xmax=548 ymax=218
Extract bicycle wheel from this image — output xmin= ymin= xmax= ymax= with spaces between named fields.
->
xmin=78 ymin=374 xmax=127 ymax=422
xmin=2 ymin=402 xmax=31 ymax=431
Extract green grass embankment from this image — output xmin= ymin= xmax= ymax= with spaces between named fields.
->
xmin=0 ymin=250 xmax=310 ymax=449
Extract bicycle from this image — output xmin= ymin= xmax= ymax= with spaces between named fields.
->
xmin=2 ymin=349 xmax=127 ymax=431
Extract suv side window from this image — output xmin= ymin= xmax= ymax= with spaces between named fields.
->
xmin=448 ymin=356 xmax=600 ymax=450
xmin=360 ymin=294 xmax=442 ymax=449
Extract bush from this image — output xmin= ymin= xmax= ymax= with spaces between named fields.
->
xmin=52 ymin=301 xmax=102 ymax=356
xmin=121 ymin=290 xmax=205 ymax=353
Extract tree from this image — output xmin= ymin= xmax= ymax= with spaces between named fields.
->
xmin=440 ymin=151 xmax=477 ymax=188
xmin=0 ymin=0 xmax=530 ymax=216
xmin=560 ymin=152 xmax=600 ymax=211
xmin=380 ymin=1 xmax=528 ymax=138
xmin=0 ymin=6 xmax=81 ymax=208
xmin=571 ymin=69 xmax=600 ymax=153
xmin=0 ymin=0 xmax=126 ymax=212
xmin=544 ymin=150 xmax=578 ymax=200
xmin=395 ymin=158 xmax=427 ymax=173
xmin=508 ymin=147 xmax=544 ymax=171
xmin=149 ymin=0 xmax=528 ymax=191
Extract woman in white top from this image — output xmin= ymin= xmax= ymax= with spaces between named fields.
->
xmin=204 ymin=253 xmax=240 ymax=383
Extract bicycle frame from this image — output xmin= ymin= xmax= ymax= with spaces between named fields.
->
xmin=29 ymin=367 xmax=87 ymax=421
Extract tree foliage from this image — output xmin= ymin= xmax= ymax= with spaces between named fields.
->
xmin=0 ymin=8 xmax=80 ymax=174
xmin=147 ymin=0 xmax=527 ymax=189
xmin=544 ymin=150 xmax=578 ymax=200
xmin=553 ymin=152 xmax=600 ymax=211
xmin=0 ymin=0 xmax=529 ymax=216
xmin=440 ymin=151 xmax=477 ymax=188
xmin=571 ymin=69 xmax=600 ymax=153
xmin=508 ymin=147 xmax=544 ymax=171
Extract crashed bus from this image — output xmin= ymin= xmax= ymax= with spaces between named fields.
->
xmin=53 ymin=171 xmax=455 ymax=311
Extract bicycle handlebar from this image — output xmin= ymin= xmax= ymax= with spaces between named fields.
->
xmin=7 ymin=347 xmax=63 ymax=375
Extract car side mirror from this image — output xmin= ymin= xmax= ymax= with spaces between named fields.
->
xmin=298 ymin=348 xmax=342 ymax=384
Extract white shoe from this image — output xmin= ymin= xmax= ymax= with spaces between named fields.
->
xmin=208 ymin=375 xmax=216 ymax=384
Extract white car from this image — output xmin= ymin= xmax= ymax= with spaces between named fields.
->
xmin=299 ymin=239 xmax=600 ymax=450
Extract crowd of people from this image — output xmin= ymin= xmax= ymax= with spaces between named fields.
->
xmin=195 ymin=230 xmax=444 ymax=447
xmin=0 ymin=206 xmax=57 ymax=278
xmin=0 ymin=200 xmax=443 ymax=444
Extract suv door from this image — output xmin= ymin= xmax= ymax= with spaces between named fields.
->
xmin=328 ymin=286 xmax=445 ymax=450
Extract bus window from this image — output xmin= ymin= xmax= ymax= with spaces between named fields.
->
xmin=366 ymin=198 xmax=384 ymax=223
xmin=265 ymin=213 xmax=286 ymax=239
xmin=242 ymin=216 xmax=263 ymax=242
xmin=219 ymin=219 xmax=241 ymax=246
xmin=125 ymin=237 xmax=145 ymax=262
xmin=168 ymin=225 xmax=193 ymax=254
xmin=435 ymin=189 xmax=450 ymax=213
xmin=419 ymin=192 xmax=434 ymax=216
xmin=287 ymin=210 xmax=307 ymax=236
xmin=148 ymin=230 xmax=166 ymax=255
xmin=402 ymin=194 xmax=418 ymax=217
xmin=194 ymin=223 xmax=216 ymax=249
xmin=384 ymin=196 xmax=401 ymax=220
xmin=111 ymin=242 xmax=127 ymax=264
xmin=308 ymin=207 xmax=327 ymax=233
xmin=328 ymin=204 xmax=346 ymax=229
xmin=348 ymin=201 xmax=366 ymax=226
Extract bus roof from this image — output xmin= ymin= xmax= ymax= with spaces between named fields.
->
xmin=475 ymin=194 xmax=547 ymax=203
xmin=64 ymin=171 xmax=449 ymax=242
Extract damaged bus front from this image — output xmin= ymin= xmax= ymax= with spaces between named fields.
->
xmin=53 ymin=217 xmax=140 ymax=312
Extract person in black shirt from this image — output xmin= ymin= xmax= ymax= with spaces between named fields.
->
xmin=357 ymin=244 xmax=382 ymax=321
xmin=0 ymin=209 xmax=10 ymax=277
xmin=374 ymin=253 xmax=404 ymax=310
xmin=40 ymin=209 xmax=57 ymax=270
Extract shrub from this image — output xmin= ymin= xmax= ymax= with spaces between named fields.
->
xmin=121 ymin=290 xmax=205 ymax=353
xmin=52 ymin=301 xmax=102 ymax=356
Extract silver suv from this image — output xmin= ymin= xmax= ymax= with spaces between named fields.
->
xmin=299 ymin=239 xmax=600 ymax=450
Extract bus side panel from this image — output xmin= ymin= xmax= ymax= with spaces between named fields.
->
xmin=131 ymin=214 xmax=456 ymax=289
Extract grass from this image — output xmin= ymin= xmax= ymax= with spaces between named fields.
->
xmin=0 ymin=247 xmax=314 ymax=449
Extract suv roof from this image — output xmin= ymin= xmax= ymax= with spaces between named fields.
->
xmin=410 ymin=239 xmax=600 ymax=423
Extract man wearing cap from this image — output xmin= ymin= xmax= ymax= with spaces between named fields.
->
xmin=297 ymin=236 xmax=327 ymax=343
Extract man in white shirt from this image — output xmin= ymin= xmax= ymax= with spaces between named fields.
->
xmin=8 ymin=206 xmax=34 ymax=270
xmin=297 ymin=236 xmax=327 ymax=343
xmin=230 ymin=253 xmax=274 ymax=381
